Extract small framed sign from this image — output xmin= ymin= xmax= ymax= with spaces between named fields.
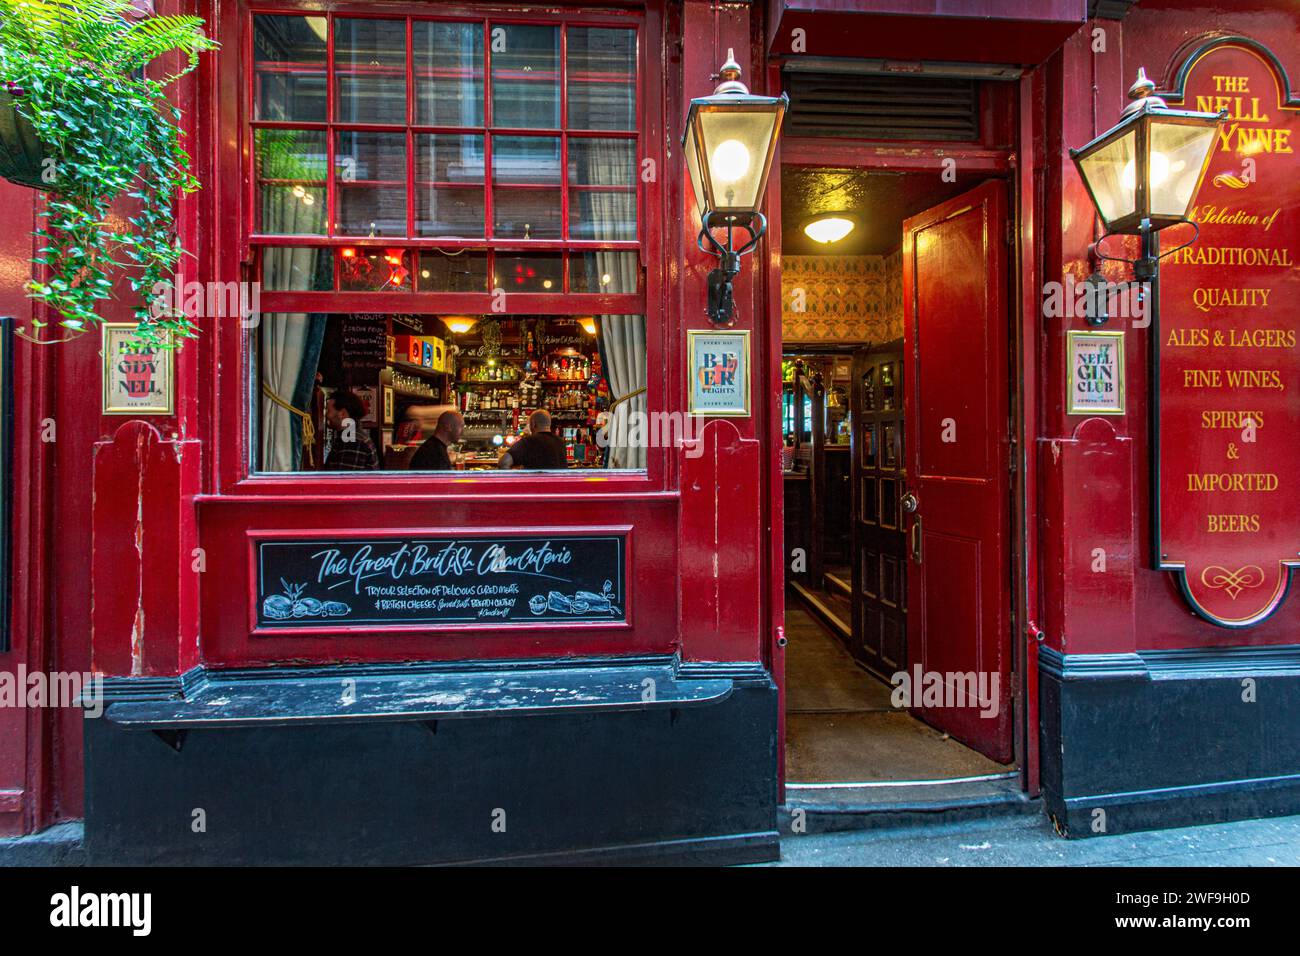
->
xmin=688 ymin=329 xmax=750 ymax=417
xmin=382 ymin=385 xmax=395 ymax=425
xmin=1066 ymin=329 xmax=1125 ymax=415
xmin=102 ymin=323 xmax=174 ymax=415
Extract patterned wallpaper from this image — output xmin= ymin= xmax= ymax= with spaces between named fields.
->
xmin=781 ymin=251 xmax=904 ymax=345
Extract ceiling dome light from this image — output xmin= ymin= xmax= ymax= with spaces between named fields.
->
xmin=804 ymin=216 xmax=855 ymax=244
xmin=445 ymin=316 xmax=477 ymax=334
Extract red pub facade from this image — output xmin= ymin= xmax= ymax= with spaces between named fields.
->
xmin=0 ymin=0 xmax=1297 ymax=865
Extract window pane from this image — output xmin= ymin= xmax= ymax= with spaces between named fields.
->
xmin=414 ymin=21 xmax=483 ymax=127
xmin=569 ymin=252 xmax=638 ymax=293
xmin=568 ymin=138 xmax=636 ymax=240
xmin=257 ymin=315 xmax=646 ymax=472
xmin=566 ymin=28 xmax=635 ymax=131
xmin=335 ymin=131 xmax=407 ymax=237
xmin=255 ymin=129 xmax=328 ymax=235
xmin=262 ymin=246 xmax=334 ymax=290
xmin=491 ymin=24 xmax=559 ymax=129
xmin=335 ymin=18 xmax=407 ymax=125
xmin=492 ymin=135 xmax=560 ymax=238
xmin=493 ymin=253 xmax=562 ymax=293
xmin=254 ymin=15 xmax=327 ymax=122
xmin=417 ymin=250 xmax=488 ymax=292
xmin=339 ymin=248 xmax=413 ymax=292
xmin=416 ymin=134 xmax=484 ymax=238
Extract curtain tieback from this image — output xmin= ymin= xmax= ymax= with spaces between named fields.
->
xmin=262 ymin=383 xmax=316 ymax=465
xmin=608 ymin=385 xmax=647 ymax=412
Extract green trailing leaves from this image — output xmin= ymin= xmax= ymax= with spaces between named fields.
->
xmin=0 ymin=0 xmax=217 ymax=348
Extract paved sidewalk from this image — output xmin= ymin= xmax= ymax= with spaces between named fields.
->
xmin=769 ymin=812 xmax=1300 ymax=866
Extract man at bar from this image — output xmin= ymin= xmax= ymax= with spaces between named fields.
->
xmin=323 ymin=390 xmax=378 ymax=471
xmin=499 ymin=409 xmax=567 ymax=470
xmin=409 ymin=410 xmax=465 ymax=471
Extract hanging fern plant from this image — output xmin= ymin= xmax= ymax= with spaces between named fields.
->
xmin=0 ymin=0 xmax=217 ymax=348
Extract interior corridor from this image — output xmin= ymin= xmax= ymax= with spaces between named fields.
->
xmin=784 ymin=606 xmax=1008 ymax=783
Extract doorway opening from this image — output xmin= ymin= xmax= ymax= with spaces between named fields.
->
xmin=779 ymin=164 xmax=1017 ymax=787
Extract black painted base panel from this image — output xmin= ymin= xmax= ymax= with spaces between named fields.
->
xmin=1039 ymin=645 xmax=1300 ymax=838
xmin=85 ymin=678 xmax=779 ymax=866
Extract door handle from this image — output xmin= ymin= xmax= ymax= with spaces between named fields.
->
xmin=910 ymin=514 xmax=922 ymax=564
xmin=901 ymin=492 xmax=919 ymax=513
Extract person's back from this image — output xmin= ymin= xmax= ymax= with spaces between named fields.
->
xmin=507 ymin=430 xmax=567 ymax=469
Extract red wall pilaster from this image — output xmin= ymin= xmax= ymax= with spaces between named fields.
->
xmin=678 ymin=0 xmax=771 ymax=663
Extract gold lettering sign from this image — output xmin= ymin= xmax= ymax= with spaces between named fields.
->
xmin=1157 ymin=39 xmax=1300 ymax=628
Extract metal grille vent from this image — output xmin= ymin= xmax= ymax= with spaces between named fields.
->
xmin=784 ymin=72 xmax=979 ymax=141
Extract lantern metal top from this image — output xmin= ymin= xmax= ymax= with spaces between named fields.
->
xmin=713 ymin=49 xmax=748 ymax=96
xmin=1121 ymin=67 xmax=1168 ymax=117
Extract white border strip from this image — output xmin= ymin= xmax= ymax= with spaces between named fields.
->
xmin=786 ymin=772 xmax=1019 ymax=790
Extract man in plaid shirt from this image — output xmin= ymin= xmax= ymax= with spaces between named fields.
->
xmin=324 ymin=389 xmax=378 ymax=471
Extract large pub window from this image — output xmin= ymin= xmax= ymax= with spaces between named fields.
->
xmin=249 ymin=10 xmax=649 ymax=474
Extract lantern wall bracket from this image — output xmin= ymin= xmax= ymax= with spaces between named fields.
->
xmin=1092 ymin=217 xmax=1200 ymax=284
xmin=697 ymin=210 xmax=767 ymax=325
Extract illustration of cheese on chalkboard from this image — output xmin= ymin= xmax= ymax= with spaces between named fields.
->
xmin=263 ymin=580 xmax=351 ymax=621
xmin=528 ymin=580 xmax=621 ymax=616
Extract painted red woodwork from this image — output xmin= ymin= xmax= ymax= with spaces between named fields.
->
xmin=680 ymin=420 xmax=764 ymax=661
xmin=766 ymin=0 xmax=1086 ymax=65
xmin=1040 ymin=418 xmax=1137 ymax=656
xmin=1154 ymin=41 xmax=1299 ymax=628
xmin=91 ymin=422 xmax=202 ymax=678
xmin=902 ymin=179 xmax=1012 ymax=763
xmin=1014 ymin=69 xmax=1044 ymax=793
xmin=0 ymin=181 xmax=39 ymax=836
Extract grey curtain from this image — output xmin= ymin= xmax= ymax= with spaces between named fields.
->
xmin=598 ymin=315 xmax=647 ymax=470
xmin=574 ymin=137 xmax=643 ymax=470
xmin=260 ymin=314 xmax=326 ymax=472
xmin=259 ymin=174 xmax=326 ymax=472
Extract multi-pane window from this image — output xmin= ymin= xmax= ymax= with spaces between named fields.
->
xmin=249 ymin=10 xmax=650 ymax=476
xmin=251 ymin=13 xmax=641 ymax=295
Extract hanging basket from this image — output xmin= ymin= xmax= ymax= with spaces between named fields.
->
xmin=0 ymin=90 xmax=53 ymax=190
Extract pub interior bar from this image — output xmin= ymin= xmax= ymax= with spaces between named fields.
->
xmin=0 ymin=0 xmax=1296 ymax=865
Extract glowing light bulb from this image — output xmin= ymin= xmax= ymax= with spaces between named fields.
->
xmin=1121 ymin=150 xmax=1173 ymax=191
xmin=804 ymin=216 xmax=855 ymax=244
xmin=710 ymin=139 xmax=750 ymax=184
xmin=292 ymin=185 xmax=306 ymax=198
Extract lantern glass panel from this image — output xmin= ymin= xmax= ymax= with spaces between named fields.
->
xmin=1149 ymin=120 xmax=1219 ymax=219
xmin=1078 ymin=127 xmax=1137 ymax=226
xmin=697 ymin=108 xmax=779 ymax=212
xmin=683 ymin=121 xmax=706 ymax=219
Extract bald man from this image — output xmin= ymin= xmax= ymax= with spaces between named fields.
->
xmin=499 ymin=409 xmax=567 ymax=470
xmin=410 ymin=409 xmax=464 ymax=470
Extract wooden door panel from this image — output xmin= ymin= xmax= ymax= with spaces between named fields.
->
xmin=903 ymin=180 xmax=1011 ymax=764
xmin=851 ymin=345 xmax=907 ymax=678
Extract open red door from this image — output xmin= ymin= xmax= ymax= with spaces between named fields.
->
xmin=901 ymin=180 xmax=1012 ymax=764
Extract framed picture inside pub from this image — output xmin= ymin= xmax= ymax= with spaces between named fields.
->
xmin=687 ymin=329 xmax=751 ymax=417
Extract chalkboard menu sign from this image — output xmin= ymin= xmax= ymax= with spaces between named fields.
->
xmin=256 ymin=533 xmax=626 ymax=629
xmin=340 ymin=314 xmax=388 ymax=379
